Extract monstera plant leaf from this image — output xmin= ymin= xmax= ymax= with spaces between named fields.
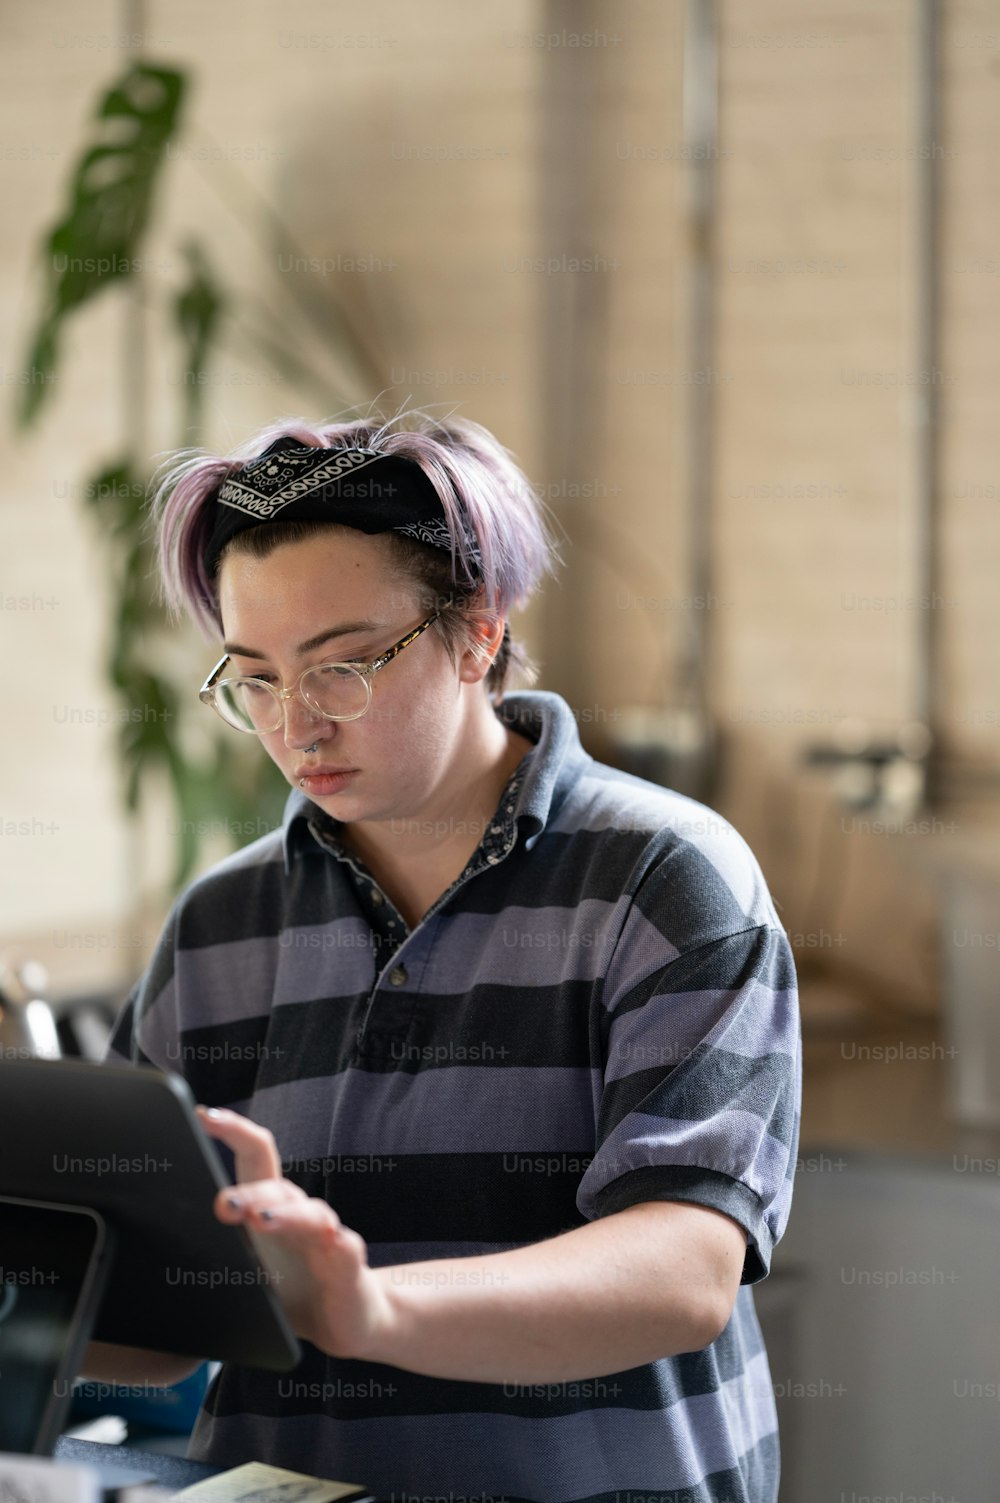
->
xmin=13 ymin=53 xmax=384 ymax=891
xmin=80 ymin=458 xmax=147 ymax=541
xmin=83 ymin=450 xmax=288 ymax=884
xmin=173 ymin=240 xmax=226 ymax=432
xmin=17 ymin=63 xmax=185 ymax=427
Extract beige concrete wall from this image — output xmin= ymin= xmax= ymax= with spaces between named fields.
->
xmin=940 ymin=0 xmax=1000 ymax=771
xmin=714 ymin=0 xmax=914 ymax=738
xmin=1 ymin=0 xmax=540 ymax=993
xmin=3 ymin=0 xmax=999 ymax=1004
xmin=566 ymin=0 xmax=919 ymax=740
xmin=528 ymin=0 xmax=689 ymax=728
xmin=570 ymin=0 xmax=1000 ymax=775
xmin=548 ymin=1 xmax=1000 ymax=1022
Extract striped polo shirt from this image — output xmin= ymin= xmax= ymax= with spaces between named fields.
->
xmin=107 ymin=689 xmax=801 ymax=1503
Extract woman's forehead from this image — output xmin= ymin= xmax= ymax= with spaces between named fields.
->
xmin=218 ymin=531 xmax=421 ymax=646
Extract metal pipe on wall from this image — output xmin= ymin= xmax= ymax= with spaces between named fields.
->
xmin=679 ymin=0 xmax=718 ymax=723
xmin=119 ymin=0 xmax=149 ymax=987
xmin=540 ymin=0 xmax=608 ymax=714
xmin=913 ymin=0 xmax=943 ymax=802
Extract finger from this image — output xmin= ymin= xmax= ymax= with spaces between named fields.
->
xmin=196 ymin=1105 xmax=283 ymax=1182
xmin=214 ymin=1175 xmax=308 ymax=1226
xmin=254 ymin=1193 xmax=342 ymax=1235
xmin=243 ymin=1192 xmax=356 ymax=1261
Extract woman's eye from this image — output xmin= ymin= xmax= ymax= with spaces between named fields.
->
xmin=321 ymin=655 xmax=366 ymax=670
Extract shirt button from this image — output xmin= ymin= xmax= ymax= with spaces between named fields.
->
xmin=389 ymin=965 xmax=408 ymax=987
xmin=370 ymin=888 xmax=384 ymax=906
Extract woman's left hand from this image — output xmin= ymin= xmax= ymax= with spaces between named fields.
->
xmin=195 ymin=1105 xmax=395 ymax=1362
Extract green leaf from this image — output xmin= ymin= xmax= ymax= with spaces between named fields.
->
xmin=80 ymin=459 xmax=146 ymax=540
xmin=16 ymin=63 xmax=186 ymax=427
xmin=172 ymin=240 xmax=226 ymax=436
xmin=114 ymin=666 xmax=178 ymax=810
xmin=161 ymin=733 xmax=289 ymax=889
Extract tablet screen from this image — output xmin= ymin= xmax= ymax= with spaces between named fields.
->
xmin=0 ymin=1198 xmax=111 ymax=1455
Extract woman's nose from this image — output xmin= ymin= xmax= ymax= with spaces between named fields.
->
xmin=281 ymin=691 xmax=328 ymax=748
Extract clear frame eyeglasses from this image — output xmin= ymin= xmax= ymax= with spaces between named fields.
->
xmin=198 ymin=602 xmax=451 ymax=735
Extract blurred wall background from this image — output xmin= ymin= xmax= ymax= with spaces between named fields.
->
xmin=3 ymin=3 xmax=1000 ymax=1493
xmin=4 ymin=0 xmax=999 ymax=1003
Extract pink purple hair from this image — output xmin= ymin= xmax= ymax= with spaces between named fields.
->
xmin=151 ymin=410 xmax=559 ymax=690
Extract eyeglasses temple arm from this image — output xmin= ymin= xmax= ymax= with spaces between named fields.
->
xmin=199 ymin=654 xmax=232 ymax=701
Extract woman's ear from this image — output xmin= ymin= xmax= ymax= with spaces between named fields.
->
xmin=457 ymin=614 xmax=506 ymax=685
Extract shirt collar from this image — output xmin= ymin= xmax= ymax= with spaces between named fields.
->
xmin=280 ymin=690 xmax=588 ymax=873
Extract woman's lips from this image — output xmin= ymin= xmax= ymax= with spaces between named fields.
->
xmin=296 ymin=769 xmax=357 ymax=796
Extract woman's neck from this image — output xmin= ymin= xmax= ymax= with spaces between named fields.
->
xmin=340 ymin=719 xmax=534 ymax=927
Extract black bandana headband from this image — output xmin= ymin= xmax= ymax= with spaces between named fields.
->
xmin=203 ymin=437 xmax=481 ymax=579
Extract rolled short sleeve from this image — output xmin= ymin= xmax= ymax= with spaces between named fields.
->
xmin=577 ymin=923 xmax=801 ymax=1284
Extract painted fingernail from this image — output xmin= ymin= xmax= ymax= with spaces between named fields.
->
xmin=260 ymin=1208 xmax=276 ymax=1223
xmin=226 ymin=1194 xmax=243 ymax=1211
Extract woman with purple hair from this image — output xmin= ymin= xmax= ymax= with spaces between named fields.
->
xmin=92 ymin=409 xmax=800 ymax=1503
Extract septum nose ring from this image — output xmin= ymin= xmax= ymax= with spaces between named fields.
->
xmin=300 ymin=742 xmax=318 ymax=787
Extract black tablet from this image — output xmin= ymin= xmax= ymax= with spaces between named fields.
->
xmin=0 ymin=1058 xmax=301 ymax=1372
xmin=0 ymin=1197 xmax=114 ymax=1454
